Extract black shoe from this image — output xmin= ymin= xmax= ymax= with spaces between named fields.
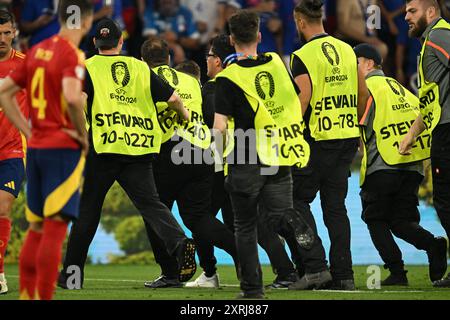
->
xmin=176 ymin=238 xmax=197 ymax=282
xmin=381 ymin=271 xmax=408 ymax=286
xmin=330 ymin=279 xmax=355 ymax=291
xmin=57 ymin=270 xmax=83 ymax=290
xmin=433 ymin=273 xmax=450 ymax=287
xmin=144 ymin=275 xmax=183 ymax=288
xmin=236 ymin=291 xmax=265 ymax=299
xmin=427 ymin=237 xmax=448 ymax=282
xmin=283 ymin=208 xmax=315 ymax=250
xmin=289 ymin=270 xmax=332 ymax=290
xmin=266 ymin=272 xmax=299 ymax=289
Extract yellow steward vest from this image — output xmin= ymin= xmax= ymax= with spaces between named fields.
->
xmin=292 ymin=36 xmax=359 ymax=141
xmin=418 ymin=18 xmax=450 ymax=131
xmin=360 ymin=75 xmax=430 ymax=185
xmin=153 ymin=65 xmax=211 ymax=149
xmin=217 ymin=53 xmax=310 ymax=167
xmin=86 ymin=55 xmax=162 ymax=156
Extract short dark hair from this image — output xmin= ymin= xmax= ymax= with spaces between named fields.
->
xmin=294 ymin=0 xmax=324 ymax=22
xmin=175 ymin=60 xmax=201 ymax=80
xmin=141 ymin=36 xmax=170 ymax=68
xmin=0 ymin=10 xmax=15 ymax=26
xmin=58 ymin=0 xmax=94 ymax=25
xmin=228 ymin=9 xmax=260 ymax=45
xmin=210 ymin=34 xmax=235 ymax=64
xmin=406 ymin=0 xmax=441 ymax=12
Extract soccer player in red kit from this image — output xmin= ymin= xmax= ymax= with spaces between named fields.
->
xmin=0 ymin=10 xmax=28 ymax=295
xmin=0 ymin=0 xmax=93 ymax=300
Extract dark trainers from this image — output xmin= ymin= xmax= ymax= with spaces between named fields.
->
xmin=381 ymin=271 xmax=408 ymax=286
xmin=289 ymin=270 xmax=332 ymax=290
xmin=427 ymin=237 xmax=448 ymax=282
xmin=283 ymin=209 xmax=315 ymax=250
xmin=330 ymin=279 xmax=356 ymax=291
xmin=236 ymin=291 xmax=265 ymax=299
xmin=266 ymin=272 xmax=299 ymax=289
xmin=144 ymin=276 xmax=183 ymax=288
xmin=433 ymin=273 xmax=450 ymax=287
xmin=176 ymin=238 xmax=197 ymax=282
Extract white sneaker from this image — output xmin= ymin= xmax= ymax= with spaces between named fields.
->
xmin=0 ymin=273 xmax=8 ymax=294
xmin=185 ymin=272 xmax=219 ymax=288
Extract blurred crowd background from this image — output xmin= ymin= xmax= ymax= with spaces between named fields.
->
xmin=2 ymin=0 xmax=450 ymax=89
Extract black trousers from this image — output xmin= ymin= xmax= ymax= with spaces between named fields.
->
xmin=361 ymin=170 xmax=435 ymax=273
xmin=196 ymin=171 xmax=296 ymax=278
xmin=144 ymin=149 xmax=238 ymax=279
xmin=432 ymin=156 xmax=450 ymax=240
xmin=226 ymin=164 xmax=297 ymax=294
xmin=292 ymin=139 xmax=358 ymax=280
xmin=62 ymin=149 xmax=187 ymax=275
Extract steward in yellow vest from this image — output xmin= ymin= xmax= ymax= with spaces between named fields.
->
xmin=151 ymin=64 xmax=211 ymax=150
xmin=288 ymin=0 xmax=370 ymax=291
xmin=401 ymin=3 xmax=450 ymax=287
xmin=214 ymin=9 xmax=316 ymax=298
xmin=359 ymin=67 xmax=429 ymax=185
xmin=292 ymin=36 xmax=359 ymax=141
xmin=355 ymin=43 xmax=447 ymax=286
xmin=216 ymin=52 xmax=310 ymax=168
xmin=86 ymin=55 xmax=162 ymax=156
xmin=59 ymin=18 xmax=196 ymax=288
xmin=417 ymin=18 xmax=450 ymax=132
xmin=140 ymin=37 xmax=239 ymax=287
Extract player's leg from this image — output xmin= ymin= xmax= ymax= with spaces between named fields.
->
xmin=35 ymin=149 xmax=85 ymax=300
xmin=0 ymin=158 xmax=25 ymax=294
xmin=19 ymin=149 xmax=44 ymax=300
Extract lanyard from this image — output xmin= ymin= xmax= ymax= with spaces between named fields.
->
xmin=222 ymin=53 xmax=258 ymax=68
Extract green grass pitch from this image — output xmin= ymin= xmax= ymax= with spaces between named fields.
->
xmin=1 ymin=264 xmax=450 ymax=300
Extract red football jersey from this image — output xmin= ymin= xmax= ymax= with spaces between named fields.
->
xmin=10 ymin=35 xmax=86 ymax=149
xmin=0 ymin=49 xmax=28 ymax=161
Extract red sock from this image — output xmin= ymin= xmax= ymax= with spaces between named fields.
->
xmin=0 ymin=218 xmax=11 ymax=274
xmin=19 ymin=229 xmax=42 ymax=300
xmin=36 ymin=219 xmax=68 ymax=300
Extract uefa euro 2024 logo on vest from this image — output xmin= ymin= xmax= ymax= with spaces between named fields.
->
xmin=322 ymin=42 xmax=341 ymax=75
xmin=158 ymin=66 xmax=179 ymax=87
xmin=255 ymin=71 xmax=278 ymax=115
xmin=255 ymin=71 xmax=275 ymax=101
xmin=111 ymin=61 xmax=131 ymax=95
xmin=386 ymin=78 xmax=406 ymax=103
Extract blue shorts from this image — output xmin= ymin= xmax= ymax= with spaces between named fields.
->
xmin=26 ymin=148 xmax=85 ymax=223
xmin=0 ymin=158 xmax=25 ymax=198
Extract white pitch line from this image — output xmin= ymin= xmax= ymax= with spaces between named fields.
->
xmin=5 ymin=274 xmax=240 ymax=286
xmin=4 ymin=275 xmax=448 ymax=292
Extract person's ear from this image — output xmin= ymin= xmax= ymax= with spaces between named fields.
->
xmin=426 ymin=5 xmax=437 ymax=22
xmin=229 ymin=35 xmax=235 ymax=46
xmin=257 ymin=32 xmax=262 ymax=44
